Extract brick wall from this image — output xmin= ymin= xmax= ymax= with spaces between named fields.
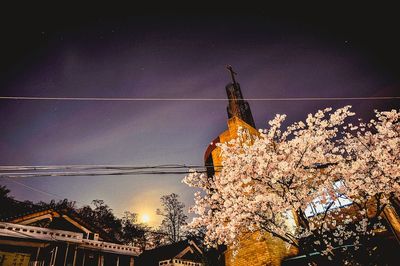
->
xmin=224 ymin=232 xmax=298 ymax=266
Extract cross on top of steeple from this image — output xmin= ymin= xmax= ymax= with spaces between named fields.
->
xmin=224 ymin=65 xmax=256 ymax=128
xmin=226 ymin=65 xmax=237 ymax=85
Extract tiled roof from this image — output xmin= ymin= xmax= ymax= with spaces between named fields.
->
xmin=137 ymin=240 xmax=203 ymax=265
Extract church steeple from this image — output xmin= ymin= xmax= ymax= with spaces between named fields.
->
xmin=225 ymin=65 xmax=256 ymax=128
xmin=226 ymin=65 xmax=238 ymax=85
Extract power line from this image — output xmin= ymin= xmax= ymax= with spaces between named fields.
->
xmin=0 ymin=96 xmax=399 ymax=101
xmin=0 ymin=164 xmax=218 ymax=178
xmin=3 ymin=177 xmax=73 ymax=200
xmin=0 ymin=164 xmax=220 ymax=219
xmin=2 ymin=177 xmax=124 ymax=217
xmin=0 ymin=164 xmax=213 ymax=218
xmin=3 ymin=174 xmax=192 ymax=229
xmin=0 ymin=170 xmax=207 ymax=178
xmin=0 ymin=164 xmax=212 ymax=171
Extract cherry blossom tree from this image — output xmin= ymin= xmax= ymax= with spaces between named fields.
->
xmin=183 ymin=106 xmax=399 ymax=261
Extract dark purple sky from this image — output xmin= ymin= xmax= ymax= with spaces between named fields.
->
xmin=1 ymin=7 xmax=399 ymax=225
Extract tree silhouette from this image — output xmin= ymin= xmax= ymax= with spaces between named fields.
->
xmin=157 ymin=193 xmax=187 ymax=243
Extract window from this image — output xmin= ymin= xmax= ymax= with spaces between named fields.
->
xmin=305 ymin=180 xmax=352 ymax=217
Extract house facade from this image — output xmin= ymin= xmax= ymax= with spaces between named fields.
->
xmin=0 ymin=206 xmax=140 ymax=266
xmin=136 ymin=240 xmax=203 ymax=266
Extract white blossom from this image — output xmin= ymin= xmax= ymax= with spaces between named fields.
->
xmin=183 ymin=107 xmax=400 ymax=257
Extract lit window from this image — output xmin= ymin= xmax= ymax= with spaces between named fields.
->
xmin=305 ymin=180 xmax=352 ymax=217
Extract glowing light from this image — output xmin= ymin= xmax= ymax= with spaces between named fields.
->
xmin=140 ymin=213 xmax=150 ymax=224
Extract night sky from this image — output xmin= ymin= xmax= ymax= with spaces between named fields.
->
xmin=1 ymin=6 xmax=399 ymax=226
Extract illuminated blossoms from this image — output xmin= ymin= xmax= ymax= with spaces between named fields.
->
xmin=183 ymin=106 xmax=400 ymax=257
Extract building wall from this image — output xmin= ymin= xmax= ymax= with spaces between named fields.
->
xmin=224 ymin=232 xmax=297 ymax=266
xmin=209 ymin=116 xmax=298 ymax=266
xmin=0 ymin=250 xmax=30 ymax=266
xmin=210 ymin=116 xmax=259 ymax=171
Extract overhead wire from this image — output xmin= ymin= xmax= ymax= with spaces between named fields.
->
xmin=0 ymin=164 xmax=218 ymax=218
xmin=0 ymin=164 xmax=213 ymax=171
xmin=2 ymin=177 xmax=131 ymax=217
xmin=0 ymin=96 xmax=399 ymax=101
xmin=0 ymin=163 xmax=219 ymax=216
xmin=0 ymin=170 xmax=207 ymax=178
xmin=3 ymin=176 xmax=76 ymax=201
xmin=0 ymin=164 xmax=217 ymax=178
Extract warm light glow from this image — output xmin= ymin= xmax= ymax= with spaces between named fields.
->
xmin=140 ymin=213 xmax=150 ymax=224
